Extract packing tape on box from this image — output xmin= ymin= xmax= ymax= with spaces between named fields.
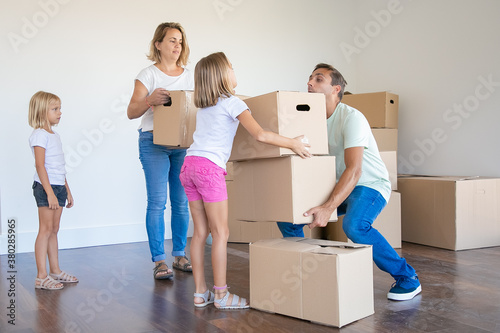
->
xmin=181 ymin=92 xmax=192 ymax=144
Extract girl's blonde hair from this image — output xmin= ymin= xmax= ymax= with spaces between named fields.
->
xmin=194 ymin=52 xmax=234 ymax=108
xmin=147 ymin=22 xmax=190 ymax=67
xmin=28 ymin=91 xmax=61 ymax=129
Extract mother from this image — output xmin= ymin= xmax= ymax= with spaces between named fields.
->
xmin=127 ymin=22 xmax=193 ymax=279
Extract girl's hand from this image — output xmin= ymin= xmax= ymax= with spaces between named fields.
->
xmin=48 ymin=193 xmax=60 ymax=210
xmin=148 ymin=88 xmax=171 ymax=107
xmin=66 ymin=192 xmax=74 ymax=208
xmin=291 ymin=135 xmax=312 ymax=159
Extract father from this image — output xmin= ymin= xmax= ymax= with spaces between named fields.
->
xmin=277 ymin=64 xmax=421 ymax=301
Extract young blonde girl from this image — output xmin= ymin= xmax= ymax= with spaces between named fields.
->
xmin=180 ymin=52 xmax=311 ymax=309
xmin=28 ymin=91 xmax=78 ymax=290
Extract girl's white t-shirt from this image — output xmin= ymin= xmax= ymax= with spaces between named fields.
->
xmin=29 ymin=128 xmax=66 ymax=185
xmin=135 ymin=64 xmax=194 ymax=131
xmin=187 ymin=95 xmax=249 ymax=170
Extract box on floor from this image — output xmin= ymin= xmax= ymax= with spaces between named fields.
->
xmin=250 ymin=238 xmax=373 ymax=327
xmin=398 ymin=176 xmax=500 ymax=250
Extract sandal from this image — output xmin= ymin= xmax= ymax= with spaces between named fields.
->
xmin=50 ymin=270 xmax=79 ymax=283
xmin=154 ymin=262 xmax=173 ymax=280
xmin=35 ymin=275 xmax=64 ymax=290
xmin=194 ymin=289 xmax=215 ymax=308
xmin=173 ymin=256 xmax=192 ymax=272
xmin=214 ymin=289 xmax=249 ymax=310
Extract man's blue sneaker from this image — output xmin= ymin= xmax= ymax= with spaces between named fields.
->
xmin=387 ymin=276 xmax=422 ymax=301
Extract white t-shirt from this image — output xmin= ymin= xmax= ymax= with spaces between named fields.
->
xmin=187 ymin=95 xmax=249 ymax=170
xmin=135 ymin=64 xmax=194 ymax=131
xmin=29 ymin=128 xmax=66 ymax=185
xmin=327 ymin=102 xmax=392 ymax=202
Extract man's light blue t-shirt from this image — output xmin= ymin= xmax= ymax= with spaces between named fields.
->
xmin=327 ymin=102 xmax=392 ymax=202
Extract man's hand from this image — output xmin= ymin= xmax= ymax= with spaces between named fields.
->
xmin=304 ymin=205 xmax=335 ymax=229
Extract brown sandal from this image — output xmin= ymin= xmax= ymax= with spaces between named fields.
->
xmin=153 ymin=262 xmax=173 ymax=280
xmin=173 ymin=256 xmax=192 ymax=272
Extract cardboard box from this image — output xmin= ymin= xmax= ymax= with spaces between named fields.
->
xmin=342 ymin=92 xmax=398 ymax=129
xmin=250 ymin=238 xmax=373 ymax=327
xmin=228 ymin=174 xmax=322 ymax=243
xmin=153 ymin=90 xmax=197 ymax=148
xmin=227 ymin=181 xmax=283 ymax=242
xmin=232 ymin=156 xmax=337 ymax=224
xmin=225 ymin=162 xmax=234 ymax=181
xmin=153 ymin=93 xmax=249 ymax=149
xmin=228 ymin=220 xmax=280 ymax=243
xmin=227 ymin=220 xmax=321 ymax=243
xmin=372 ymin=129 xmax=398 ymax=151
xmin=398 ymin=176 xmax=500 ymax=250
xmin=324 ymin=191 xmax=401 ymax=248
xmin=380 ymin=151 xmax=397 ymax=191
xmin=230 ymin=91 xmax=329 ymax=161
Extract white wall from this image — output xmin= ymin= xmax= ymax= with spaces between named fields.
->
xmin=0 ymin=0 xmax=355 ymax=253
xmin=349 ymin=0 xmax=500 ymax=177
xmin=1 ymin=0 xmax=499 ymax=254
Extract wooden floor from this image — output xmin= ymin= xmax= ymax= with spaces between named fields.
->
xmin=1 ymin=239 xmax=500 ymax=333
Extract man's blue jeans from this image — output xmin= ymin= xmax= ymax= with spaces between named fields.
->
xmin=139 ymin=130 xmax=190 ymax=262
xmin=277 ymin=186 xmax=416 ymax=279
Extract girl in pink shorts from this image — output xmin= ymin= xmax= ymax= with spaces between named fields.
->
xmin=180 ymin=52 xmax=311 ymax=309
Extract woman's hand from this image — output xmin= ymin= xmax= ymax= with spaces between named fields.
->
xmin=148 ymin=88 xmax=171 ymax=107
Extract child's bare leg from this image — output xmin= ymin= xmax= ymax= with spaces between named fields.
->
xmin=35 ymin=207 xmax=63 ymax=288
xmin=189 ymin=200 xmax=210 ymax=305
xmin=47 ymin=207 xmax=62 ymax=275
xmin=204 ymin=200 xmax=229 ymax=288
xmin=205 ymin=200 xmax=247 ymax=307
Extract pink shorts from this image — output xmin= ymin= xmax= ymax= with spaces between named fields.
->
xmin=179 ymin=156 xmax=228 ymax=203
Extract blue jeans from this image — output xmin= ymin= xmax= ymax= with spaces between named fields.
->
xmin=138 ymin=130 xmax=190 ymax=262
xmin=277 ymin=186 xmax=416 ymax=280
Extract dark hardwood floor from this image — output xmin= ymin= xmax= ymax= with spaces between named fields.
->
xmin=1 ymin=239 xmax=500 ymax=332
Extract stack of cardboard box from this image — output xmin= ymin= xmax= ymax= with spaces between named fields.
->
xmin=234 ymin=92 xmax=376 ymax=327
xmin=153 ymin=91 xmax=375 ymax=326
xmin=151 ymin=90 xmax=402 ymax=248
xmin=324 ymin=92 xmax=402 ymax=248
xmin=227 ymin=91 xmax=337 ymax=242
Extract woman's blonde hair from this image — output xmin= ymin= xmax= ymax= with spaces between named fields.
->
xmin=194 ymin=52 xmax=234 ymax=108
xmin=147 ymin=22 xmax=190 ymax=66
xmin=28 ymin=91 xmax=60 ymax=129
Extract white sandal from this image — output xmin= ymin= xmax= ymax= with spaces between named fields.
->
xmin=194 ymin=289 xmax=215 ymax=308
xmin=35 ymin=275 xmax=64 ymax=290
xmin=50 ymin=270 xmax=79 ymax=283
xmin=214 ymin=290 xmax=249 ymax=310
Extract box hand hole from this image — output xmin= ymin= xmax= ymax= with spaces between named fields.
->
xmin=163 ymin=97 xmax=172 ymax=107
xmin=296 ymin=104 xmax=310 ymax=111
